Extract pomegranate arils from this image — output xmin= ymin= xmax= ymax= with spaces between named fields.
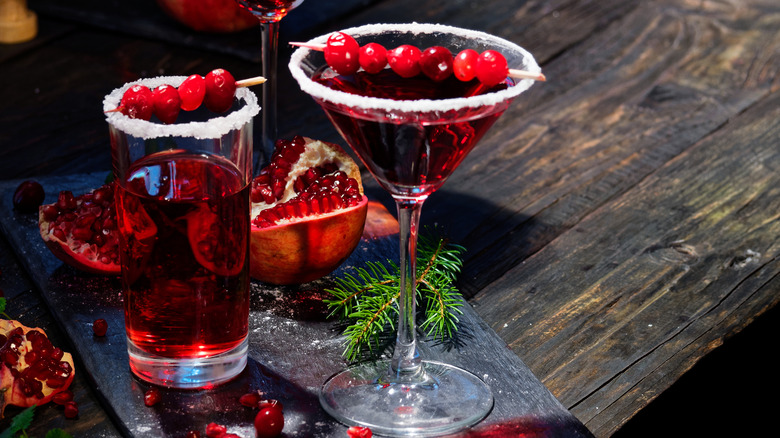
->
xmin=205 ymin=422 xmax=227 ymax=438
xmin=13 ymin=180 xmax=45 ymax=214
xmin=324 ymin=31 xmax=360 ymax=75
xmin=152 ymin=84 xmax=182 ymax=124
xmin=475 ymin=49 xmax=509 ymax=87
xmin=419 ymin=46 xmax=454 ymax=82
xmin=453 ymin=49 xmax=479 ymax=82
xmin=204 ymin=68 xmax=237 ymax=113
xmin=64 ymin=400 xmax=79 ymax=418
xmin=239 ymin=391 xmax=261 ymax=407
xmin=359 ymin=42 xmax=387 ymax=74
xmin=386 ymin=44 xmax=422 ymax=78
xmin=179 ymin=74 xmax=206 ymax=111
xmin=120 ymin=84 xmax=154 ymax=120
xmin=52 ymin=389 xmax=73 ymax=405
xmin=347 ymin=426 xmax=373 ymax=438
xmin=93 ymin=318 xmax=108 ymax=337
xmin=144 ymin=387 xmax=161 ymax=406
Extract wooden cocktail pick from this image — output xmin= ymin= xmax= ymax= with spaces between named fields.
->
xmin=290 ymin=41 xmax=547 ymax=82
xmin=0 ymin=0 xmax=37 ymax=44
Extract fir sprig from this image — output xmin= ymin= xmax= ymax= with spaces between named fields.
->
xmin=325 ymin=229 xmax=466 ymax=362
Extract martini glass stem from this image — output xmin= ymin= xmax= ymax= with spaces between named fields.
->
xmin=259 ymin=20 xmax=279 ymax=168
xmin=389 ymin=197 xmax=425 ymax=380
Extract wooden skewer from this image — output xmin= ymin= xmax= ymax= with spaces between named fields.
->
xmin=290 ymin=41 xmax=546 ymax=82
xmin=236 ymin=76 xmax=267 ymax=87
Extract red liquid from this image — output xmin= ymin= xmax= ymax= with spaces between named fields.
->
xmin=313 ymin=69 xmax=511 ymax=196
xmin=116 ymin=151 xmax=250 ymax=358
xmin=235 ymin=0 xmax=297 ymax=20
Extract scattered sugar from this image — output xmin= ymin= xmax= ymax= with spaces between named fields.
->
xmin=289 ymin=22 xmax=541 ymax=116
xmin=103 ymin=75 xmax=260 ymax=140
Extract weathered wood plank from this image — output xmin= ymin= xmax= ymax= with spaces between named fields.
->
xmin=471 ymin=34 xmax=780 ymax=438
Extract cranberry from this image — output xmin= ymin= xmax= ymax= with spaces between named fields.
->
xmin=324 ymin=32 xmax=360 ymax=75
xmin=152 ymin=84 xmax=181 ymax=124
xmin=205 ymin=422 xmax=227 ymax=438
xmin=453 ymin=49 xmax=479 ymax=82
xmin=178 ymin=74 xmax=206 ymax=111
xmin=12 ymin=180 xmax=45 ymax=214
xmin=144 ymin=388 xmax=161 ymax=406
xmin=358 ymin=42 xmax=387 ymax=74
xmin=92 ymin=318 xmax=108 ymax=337
xmin=419 ymin=46 xmax=453 ymax=82
xmin=386 ymin=45 xmax=422 ymax=78
xmin=475 ymin=50 xmax=508 ymax=87
xmin=204 ymin=68 xmax=237 ymax=113
xmin=347 ymin=426 xmax=373 ymax=438
xmin=63 ymin=401 xmax=79 ymax=419
xmin=254 ymin=403 xmax=284 ymax=438
xmin=120 ymin=84 xmax=154 ymax=120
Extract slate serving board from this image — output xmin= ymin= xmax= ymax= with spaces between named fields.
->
xmin=0 ymin=173 xmax=592 ymax=437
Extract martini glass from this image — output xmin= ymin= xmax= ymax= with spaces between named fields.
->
xmin=290 ymin=23 xmax=540 ymax=436
xmin=235 ymin=0 xmax=303 ymax=165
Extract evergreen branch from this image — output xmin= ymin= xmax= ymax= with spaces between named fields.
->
xmin=325 ymin=228 xmax=466 ymax=362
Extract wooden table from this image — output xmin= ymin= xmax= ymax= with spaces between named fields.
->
xmin=1 ymin=0 xmax=778 ymax=436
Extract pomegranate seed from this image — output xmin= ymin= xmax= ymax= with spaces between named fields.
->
xmin=13 ymin=180 xmax=45 ymax=214
xmin=185 ymin=431 xmax=201 ymax=438
xmin=419 ymin=46 xmax=454 ymax=82
xmin=475 ymin=49 xmax=509 ymax=87
xmin=64 ymin=401 xmax=79 ymax=419
xmin=254 ymin=403 xmax=284 ymax=438
xmin=178 ymin=74 xmax=206 ymax=111
xmin=204 ymin=68 xmax=237 ymax=113
xmin=52 ymin=390 xmax=73 ymax=405
xmin=239 ymin=391 xmax=261 ymax=407
xmin=324 ymin=32 xmax=360 ymax=75
xmin=359 ymin=42 xmax=387 ymax=74
xmin=120 ymin=84 xmax=154 ymax=120
xmin=144 ymin=388 xmax=161 ymax=406
xmin=347 ymin=426 xmax=373 ymax=438
xmin=152 ymin=84 xmax=181 ymax=124
xmin=93 ymin=318 xmax=108 ymax=337
xmin=386 ymin=44 xmax=422 ymax=78
xmin=205 ymin=422 xmax=227 ymax=438
xmin=453 ymin=49 xmax=479 ymax=82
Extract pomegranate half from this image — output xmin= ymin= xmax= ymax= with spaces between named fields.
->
xmin=38 ymin=184 xmax=121 ymax=276
xmin=250 ymin=136 xmax=368 ymax=285
xmin=0 ymin=319 xmax=75 ymax=417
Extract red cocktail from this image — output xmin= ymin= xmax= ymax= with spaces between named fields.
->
xmin=105 ymin=75 xmax=259 ymax=388
xmin=290 ymin=23 xmax=541 ymax=435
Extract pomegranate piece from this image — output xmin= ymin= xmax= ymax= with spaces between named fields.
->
xmin=92 ymin=318 xmax=108 ymax=337
xmin=386 ymin=44 xmax=422 ymax=78
xmin=205 ymin=422 xmax=227 ymax=437
xmin=453 ymin=48 xmax=479 ymax=82
xmin=152 ymin=84 xmax=182 ymax=124
xmin=179 ymin=74 xmax=206 ymax=111
xmin=254 ymin=403 xmax=284 ymax=438
xmin=324 ymin=31 xmax=361 ymax=76
xmin=63 ymin=400 xmax=79 ymax=418
xmin=38 ymin=184 xmax=121 ymax=276
xmin=0 ymin=319 xmax=76 ymax=417
xmin=204 ymin=68 xmax=237 ymax=113
xmin=12 ymin=180 xmax=45 ymax=214
xmin=144 ymin=387 xmax=161 ymax=406
xmin=419 ymin=46 xmax=454 ymax=82
xmin=475 ymin=49 xmax=509 ymax=87
xmin=120 ymin=84 xmax=155 ymax=120
xmin=358 ymin=42 xmax=387 ymax=74
xmin=249 ymin=136 xmax=368 ymax=285
xmin=52 ymin=389 xmax=73 ymax=405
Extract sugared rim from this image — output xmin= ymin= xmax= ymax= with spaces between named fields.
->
xmin=103 ymin=76 xmax=260 ymax=140
xmin=289 ymin=22 xmax=541 ymax=114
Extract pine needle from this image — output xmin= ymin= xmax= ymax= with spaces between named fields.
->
xmin=325 ymin=227 xmax=466 ymax=362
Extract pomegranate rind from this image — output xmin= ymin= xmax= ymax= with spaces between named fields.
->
xmin=38 ymin=208 xmax=121 ymax=276
xmin=0 ymin=319 xmax=75 ymax=418
xmin=250 ymin=195 xmax=368 ymax=285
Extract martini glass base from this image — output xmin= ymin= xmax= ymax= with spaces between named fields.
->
xmin=320 ymin=360 xmax=493 ymax=436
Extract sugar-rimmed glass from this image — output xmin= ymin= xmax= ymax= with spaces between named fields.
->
xmin=290 ymin=23 xmax=540 ymax=435
xmin=104 ymin=76 xmax=259 ymax=389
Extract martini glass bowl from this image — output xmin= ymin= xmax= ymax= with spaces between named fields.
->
xmin=290 ymin=23 xmax=540 ymax=436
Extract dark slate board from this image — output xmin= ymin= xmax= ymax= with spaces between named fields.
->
xmin=0 ymin=174 xmax=592 ymax=438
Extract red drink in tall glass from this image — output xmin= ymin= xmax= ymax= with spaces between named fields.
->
xmin=116 ymin=151 xmax=250 ymax=359
xmin=313 ymin=68 xmax=512 ymax=195
xmin=235 ymin=0 xmax=297 ymax=18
